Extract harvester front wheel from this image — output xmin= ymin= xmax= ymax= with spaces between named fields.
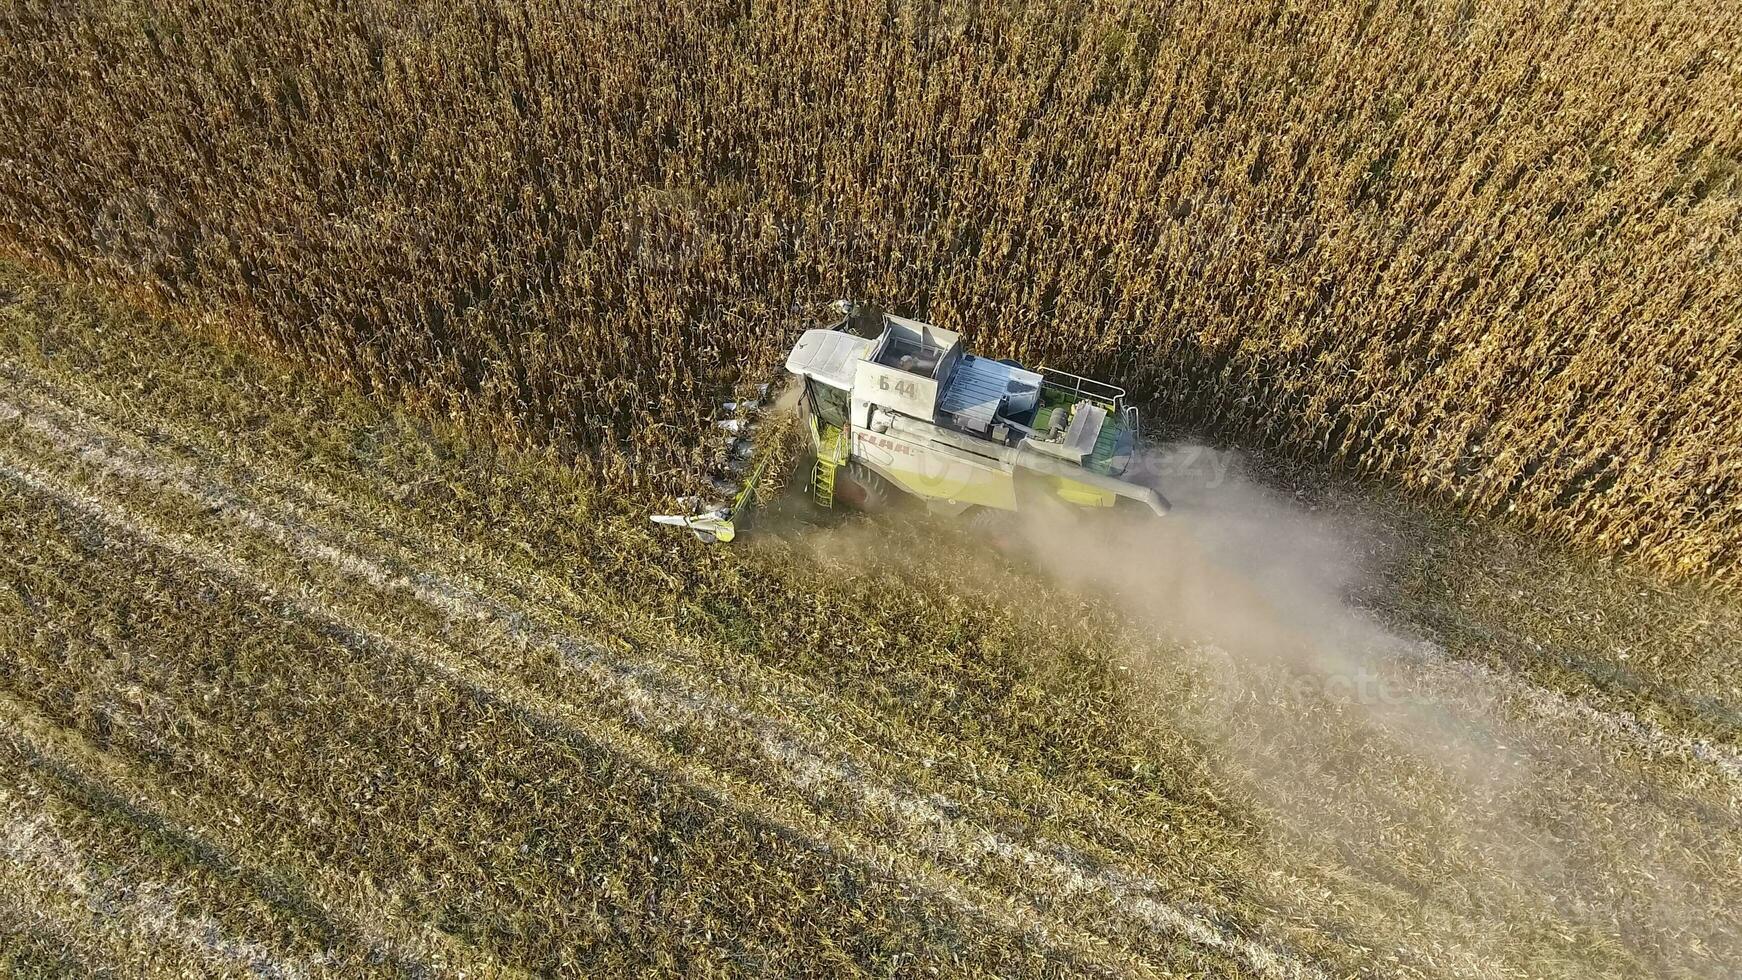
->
xmin=835 ymin=460 xmax=894 ymax=512
xmin=963 ymin=505 xmax=1017 ymax=535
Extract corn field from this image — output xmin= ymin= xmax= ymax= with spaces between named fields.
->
xmin=1 ymin=0 xmax=1738 ymax=585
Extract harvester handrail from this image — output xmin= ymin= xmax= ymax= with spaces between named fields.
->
xmin=1038 ymin=366 xmax=1125 ymax=407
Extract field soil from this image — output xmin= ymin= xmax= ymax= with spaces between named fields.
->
xmin=1 ymin=266 xmax=1738 ymax=978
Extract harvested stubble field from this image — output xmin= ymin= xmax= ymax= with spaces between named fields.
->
xmin=1 ymin=264 xmax=1740 ymax=979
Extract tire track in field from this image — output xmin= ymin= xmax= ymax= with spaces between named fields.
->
xmin=0 ymin=786 xmax=318 ymax=980
xmin=0 ymin=392 xmax=1335 ymax=977
xmin=0 ymin=692 xmax=492 ymax=980
xmin=1407 ymin=640 xmax=1742 ymax=788
xmin=10 ymin=357 xmax=1737 ymax=975
xmin=10 ymin=357 xmax=1740 ymax=796
xmin=0 ymin=368 xmax=1252 ymax=886
xmin=0 ymin=367 xmax=891 ymax=741
xmin=16 ymin=356 xmax=1742 ymax=800
xmin=0 ymin=375 xmax=1336 ymax=978
xmin=11 ymin=356 xmax=1740 ymax=980
xmin=0 ymin=446 xmax=1194 ymax=980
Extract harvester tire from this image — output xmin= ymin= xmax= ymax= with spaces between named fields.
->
xmin=963 ymin=505 xmax=1017 ymax=535
xmin=836 ymin=460 xmax=894 ymax=512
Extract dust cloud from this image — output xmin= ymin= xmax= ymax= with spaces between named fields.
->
xmin=999 ymin=443 xmax=1739 ymax=976
xmin=784 ymin=436 xmax=1738 ymax=971
xmin=1012 ymin=443 xmax=1501 ymax=766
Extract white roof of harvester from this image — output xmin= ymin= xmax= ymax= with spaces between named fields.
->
xmin=785 ymin=328 xmax=875 ymax=390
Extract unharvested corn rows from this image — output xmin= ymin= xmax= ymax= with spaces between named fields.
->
xmin=0 ymin=0 xmax=1738 ymax=586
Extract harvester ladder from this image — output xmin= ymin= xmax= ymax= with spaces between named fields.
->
xmin=812 ymin=420 xmax=849 ymax=509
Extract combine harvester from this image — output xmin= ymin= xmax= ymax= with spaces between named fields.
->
xmin=654 ymin=303 xmax=1169 ymax=542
